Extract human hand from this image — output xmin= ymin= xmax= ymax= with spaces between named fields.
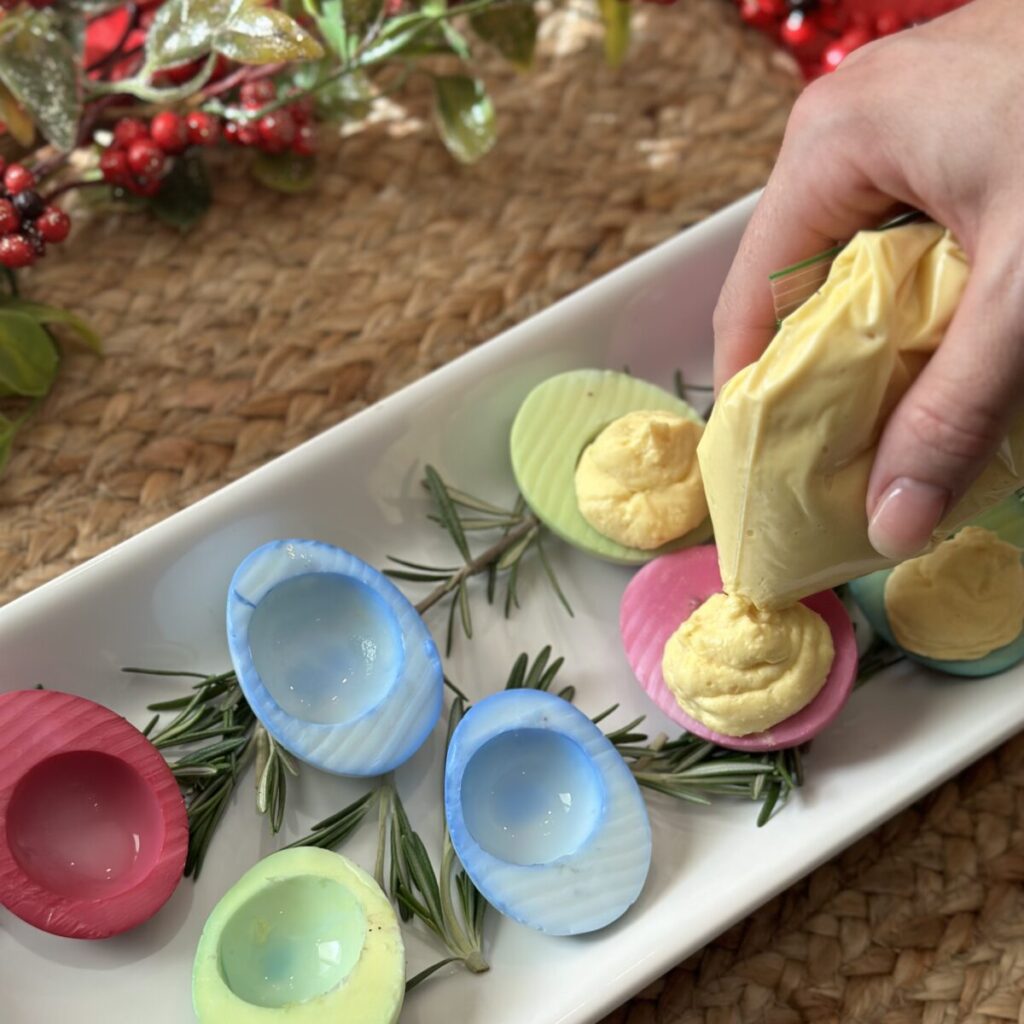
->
xmin=712 ymin=0 xmax=1024 ymax=560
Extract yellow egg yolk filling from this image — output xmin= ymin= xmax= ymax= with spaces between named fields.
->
xmin=884 ymin=526 xmax=1024 ymax=661
xmin=574 ymin=410 xmax=707 ymax=550
xmin=662 ymin=593 xmax=834 ymax=737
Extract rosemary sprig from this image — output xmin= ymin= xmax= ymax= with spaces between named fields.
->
xmin=384 ymin=699 xmax=489 ymax=989
xmin=386 ymin=466 xmax=574 ymax=655
xmin=124 ymin=667 xmax=295 ymax=877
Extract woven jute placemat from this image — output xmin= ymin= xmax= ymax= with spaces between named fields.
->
xmin=4 ymin=2 xmax=1023 ymax=1022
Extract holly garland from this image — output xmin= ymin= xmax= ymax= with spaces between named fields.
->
xmin=733 ymin=0 xmax=971 ymax=79
xmin=0 ymin=0 xmax=966 ymax=475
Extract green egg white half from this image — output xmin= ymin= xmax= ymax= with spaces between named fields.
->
xmin=193 ymin=847 xmax=404 ymax=1024
xmin=510 ymin=369 xmax=711 ymax=564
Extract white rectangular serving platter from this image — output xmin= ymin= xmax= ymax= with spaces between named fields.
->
xmin=3 ymin=191 xmax=1023 ymax=1024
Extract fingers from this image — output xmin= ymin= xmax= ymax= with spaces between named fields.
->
xmin=712 ymin=80 xmax=899 ymax=392
xmin=868 ymin=242 xmax=1024 ymax=559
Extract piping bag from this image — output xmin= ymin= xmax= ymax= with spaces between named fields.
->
xmin=698 ymin=220 xmax=1024 ymax=611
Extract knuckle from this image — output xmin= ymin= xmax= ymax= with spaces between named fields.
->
xmin=902 ymin=394 xmax=1005 ymax=464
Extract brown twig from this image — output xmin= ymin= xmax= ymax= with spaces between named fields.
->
xmin=413 ymin=514 xmax=541 ymax=615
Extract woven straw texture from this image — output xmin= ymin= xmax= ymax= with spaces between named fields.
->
xmin=6 ymin=2 xmax=1023 ymax=1023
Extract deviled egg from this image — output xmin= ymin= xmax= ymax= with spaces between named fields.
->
xmin=510 ymin=369 xmax=711 ymax=563
xmin=620 ymin=546 xmax=858 ymax=752
xmin=848 ymin=499 xmax=1024 ymax=677
xmin=227 ymin=539 xmax=443 ymax=776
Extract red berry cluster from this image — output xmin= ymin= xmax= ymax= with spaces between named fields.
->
xmin=735 ymin=0 xmax=970 ymax=78
xmin=99 ymin=111 xmax=219 ymax=196
xmin=0 ymin=163 xmax=71 ymax=269
xmin=223 ymin=80 xmax=316 ymax=157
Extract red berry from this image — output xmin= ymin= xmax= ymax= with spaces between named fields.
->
xmin=290 ymin=97 xmax=314 ymax=125
xmin=113 ymin=117 xmax=149 ymax=148
xmin=100 ymin=147 xmax=131 ymax=186
xmin=292 ymin=123 xmax=316 ymax=157
xmin=257 ymin=110 xmax=296 ymax=154
xmin=224 ymin=120 xmax=259 ymax=146
xmin=875 ymin=11 xmax=905 ymax=35
xmin=36 ymin=206 xmax=70 ymax=244
xmin=3 ymin=164 xmax=34 ymax=195
xmin=0 ymin=199 xmax=18 ymax=235
xmin=150 ymin=111 xmax=188 ymax=154
xmin=127 ymin=138 xmax=167 ymax=179
xmin=240 ymin=79 xmax=276 ymax=110
xmin=185 ymin=110 xmax=220 ymax=146
xmin=0 ymin=234 xmax=35 ymax=268
xmin=780 ymin=11 xmax=817 ymax=48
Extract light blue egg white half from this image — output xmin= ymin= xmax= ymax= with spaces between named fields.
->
xmin=227 ymin=539 xmax=443 ymax=776
xmin=848 ymin=493 xmax=1024 ymax=679
xmin=445 ymin=688 xmax=651 ymax=936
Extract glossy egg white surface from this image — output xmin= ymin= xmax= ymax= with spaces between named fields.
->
xmin=227 ymin=539 xmax=442 ymax=775
xmin=6 ymin=194 xmax=1024 ymax=1024
xmin=445 ymin=689 xmax=651 ymax=935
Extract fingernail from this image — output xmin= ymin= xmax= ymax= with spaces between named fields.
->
xmin=868 ymin=477 xmax=950 ymax=561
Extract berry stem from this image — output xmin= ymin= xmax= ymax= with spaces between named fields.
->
xmin=200 ymin=62 xmax=286 ymax=102
xmin=42 ymin=178 xmax=110 ymax=204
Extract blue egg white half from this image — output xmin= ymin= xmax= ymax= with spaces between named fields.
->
xmin=227 ymin=539 xmax=443 ymax=776
xmin=444 ymin=688 xmax=651 ymax=936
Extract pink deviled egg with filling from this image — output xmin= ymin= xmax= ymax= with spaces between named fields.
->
xmin=619 ymin=545 xmax=858 ymax=751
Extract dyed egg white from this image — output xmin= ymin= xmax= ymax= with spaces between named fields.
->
xmin=0 ymin=690 xmax=187 ymax=940
xmin=848 ymin=495 xmax=1024 ymax=678
xmin=444 ymin=688 xmax=651 ymax=935
xmin=227 ymin=539 xmax=442 ymax=776
xmin=510 ymin=369 xmax=711 ymax=564
xmin=193 ymin=847 xmax=404 ymax=1024
xmin=620 ymin=545 xmax=859 ymax=752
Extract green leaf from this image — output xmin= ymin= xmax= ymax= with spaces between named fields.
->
xmin=292 ymin=61 xmax=374 ymax=120
xmin=0 ymin=82 xmax=34 ymax=147
xmin=308 ymin=0 xmax=347 ymax=58
xmin=0 ymin=297 xmax=102 ymax=354
xmin=0 ymin=12 xmax=81 ymax=151
xmin=598 ymin=0 xmax=630 ymax=69
xmin=470 ymin=7 xmax=537 ymax=70
xmin=440 ymin=21 xmax=470 ymax=60
xmin=432 ymin=76 xmax=495 ymax=164
xmin=144 ymin=0 xmax=223 ymax=69
xmin=147 ymin=0 xmax=322 ymax=70
xmin=251 ymin=151 xmax=317 ymax=194
xmin=0 ymin=313 xmax=58 ymax=398
xmin=216 ymin=2 xmax=325 ymax=63
xmin=359 ymin=12 xmax=432 ymax=62
xmin=150 ymin=151 xmax=213 ymax=231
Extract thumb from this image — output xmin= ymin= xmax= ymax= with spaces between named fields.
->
xmin=867 ymin=246 xmax=1024 ymax=560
